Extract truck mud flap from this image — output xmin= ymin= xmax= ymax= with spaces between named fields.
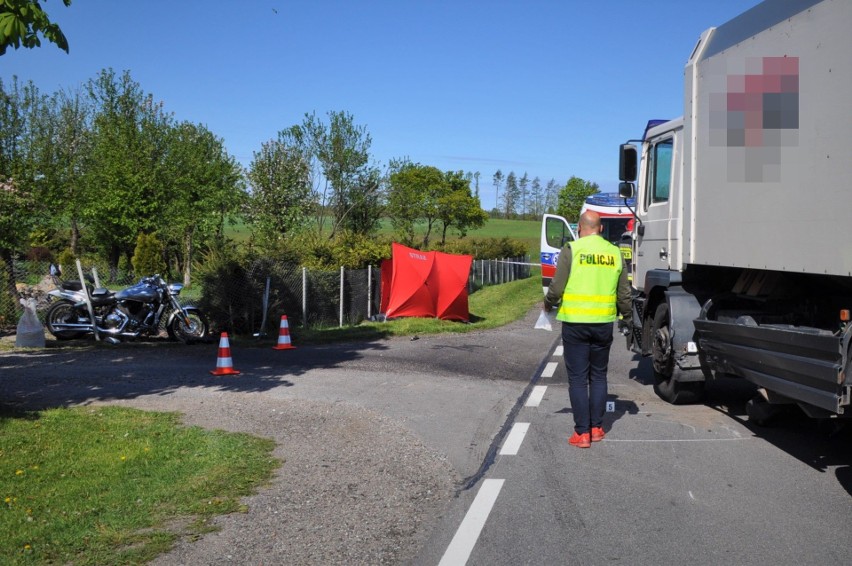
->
xmin=694 ymin=319 xmax=848 ymax=415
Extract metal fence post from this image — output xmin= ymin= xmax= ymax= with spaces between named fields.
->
xmin=76 ymin=259 xmax=99 ymax=342
xmin=302 ymin=267 xmax=307 ymax=327
xmin=367 ymin=264 xmax=372 ymax=319
xmin=339 ymin=266 xmax=344 ymax=328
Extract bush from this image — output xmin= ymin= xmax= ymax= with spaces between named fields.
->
xmin=26 ymin=246 xmax=53 ymax=262
xmin=439 ymin=237 xmax=527 ymax=259
xmin=265 ymin=231 xmax=392 ymax=270
xmin=132 ymin=233 xmax=167 ymax=276
xmin=329 ymin=231 xmax=392 ymax=269
xmin=194 ymin=243 xmax=257 ymax=334
xmin=57 ymin=248 xmax=76 ymax=271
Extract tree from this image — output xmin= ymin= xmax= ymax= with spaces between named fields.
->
xmin=529 ymin=176 xmax=543 ymax=218
xmin=386 ymin=161 xmax=444 ymax=247
xmin=34 ymin=86 xmax=92 ymax=256
xmin=0 ymin=77 xmax=44 ymax=251
xmin=0 ymin=0 xmax=71 ymax=55
xmin=246 ymin=134 xmax=312 ymax=245
xmin=339 ymin=165 xmax=383 ymax=235
xmin=436 ymin=170 xmax=488 ymax=245
xmin=274 ymin=111 xmax=379 ymax=237
xmin=312 ymin=110 xmax=376 ymax=236
xmin=0 ymin=76 xmax=45 ymax=303
xmin=545 ymin=178 xmax=559 ymax=214
xmin=518 ymin=172 xmax=529 ymax=219
xmin=387 ymin=163 xmax=488 ymax=248
xmin=502 ymin=171 xmax=519 ymax=218
xmin=83 ymin=69 xmax=174 ymax=277
xmin=557 ymin=175 xmax=600 ymax=222
xmin=160 ymin=121 xmax=244 ymax=284
xmin=492 ymin=169 xmax=503 ymax=216
xmin=131 ymin=232 xmax=166 ymax=276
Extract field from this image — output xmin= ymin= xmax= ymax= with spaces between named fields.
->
xmin=227 ymin=217 xmax=542 ymax=258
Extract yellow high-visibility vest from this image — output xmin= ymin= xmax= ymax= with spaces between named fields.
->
xmin=557 ymin=235 xmax=622 ymax=323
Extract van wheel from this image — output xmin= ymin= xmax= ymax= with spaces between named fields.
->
xmin=652 ymin=303 xmax=704 ymax=405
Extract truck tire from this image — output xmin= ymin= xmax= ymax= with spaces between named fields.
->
xmin=651 ymin=303 xmax=704 ymax=405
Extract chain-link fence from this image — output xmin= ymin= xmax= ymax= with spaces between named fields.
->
xmin=1 ymin=255 xmax=531 ymax=336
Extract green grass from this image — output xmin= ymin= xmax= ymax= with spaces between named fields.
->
xmin=224 ymin=216 xmax=542 ymax=258
xmin=0 ymin=406 xmax=278 ymax=565
xmin=291 ymin=270 xmax=543 ymax=344
xmin=464 ymin=218 xmax=539 ymax=258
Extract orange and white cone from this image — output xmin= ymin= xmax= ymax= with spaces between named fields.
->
xmin=210 ymin=332 xmax=241 ymax=375
xmin=272 ymin=315 xmax=296 ymax=350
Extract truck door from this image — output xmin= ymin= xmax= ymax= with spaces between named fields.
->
xmin=540 ymin=213 xmax=576 ymax=295
xmin=634 ymin=134 xmax=676 ymax=291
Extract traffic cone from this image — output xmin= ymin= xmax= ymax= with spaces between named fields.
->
xmin=210 ymin=332 xmax=241 ymax=375
xmin=272 ymin=315 xmax=296 ymax=350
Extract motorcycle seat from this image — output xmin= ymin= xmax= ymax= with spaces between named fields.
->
xmin=90 ymin=288 xmax=114 ymax=306
xmin=61 ymin=280 xmax=94 ymax=294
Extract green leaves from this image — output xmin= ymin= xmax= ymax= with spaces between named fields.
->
xmin=0 ymin=0 xmax=71 ymax=55
xmin=386 ymin=163 xmax=486 ymax=248
xmin=557 ymin=175 xmax=600 ymax=222
xmin=246 ymin=136 xmax=312 ymax=243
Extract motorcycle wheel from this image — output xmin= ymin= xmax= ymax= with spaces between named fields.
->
xmin=167 ymin=310 xmax=209 ymax=343
xmin=45 ymin=300 xmax=88 ymax=340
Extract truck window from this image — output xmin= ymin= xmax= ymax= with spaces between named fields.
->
xmin=651 ymin=139 xmax=673 ymax=204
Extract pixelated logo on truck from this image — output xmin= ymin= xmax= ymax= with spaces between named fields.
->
xmin=709 ymin=56 xmax=799 ymax=182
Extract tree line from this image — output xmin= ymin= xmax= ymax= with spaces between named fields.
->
xmin=1 ymin=69 xmax=601 ymax=290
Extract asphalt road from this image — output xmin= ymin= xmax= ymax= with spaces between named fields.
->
xmin=2 ymin=309 xmax=850 ymax=565
xmin=417 ymin=330 xmax=852 ymax=566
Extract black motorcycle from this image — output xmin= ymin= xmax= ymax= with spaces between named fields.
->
xmin=45 ymin=273 xmax=209 ymax=344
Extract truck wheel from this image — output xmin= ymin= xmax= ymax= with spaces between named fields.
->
xmin=651 ymin=303 xmax=704 ymax=405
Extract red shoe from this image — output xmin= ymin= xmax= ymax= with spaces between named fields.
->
xmin=568 ymin=432 xmax=591 ymax=448
xmin=591 ymin=427 xmax=605 ymax=442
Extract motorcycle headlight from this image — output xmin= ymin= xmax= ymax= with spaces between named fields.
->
xmin=168 ymin=283 xmax=183 ymax=295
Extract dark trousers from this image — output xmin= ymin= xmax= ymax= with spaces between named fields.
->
xmin=561 ymin=322 xmax=614 ymax=434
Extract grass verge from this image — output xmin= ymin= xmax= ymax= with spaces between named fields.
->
xmin=293 ymin=272 xmax=543 ymax=344
xmin=0 ymin=406 xmax=278 ymax=565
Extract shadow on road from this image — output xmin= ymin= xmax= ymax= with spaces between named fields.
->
xmin=627 ymin=353 xmax=852 ymax=497
xmin=0 ymin=336 xmax=390 ymax=413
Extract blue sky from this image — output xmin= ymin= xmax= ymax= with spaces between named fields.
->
xmin=3 ymin=0 xmax=761 ymax=208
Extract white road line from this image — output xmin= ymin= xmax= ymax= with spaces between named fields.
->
xmin=554 ymin=345 xmax=563 ymax=357
xmin=525 ymin=385 xmax=547 ymax=407
xmin=541 ymin=361 xmax=559 ymax=378
xmin=499 ymin=422 xmax=530 ymax=455
xmin=438 ymin=479 xmax=505 ymax=566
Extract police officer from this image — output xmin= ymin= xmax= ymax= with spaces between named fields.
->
xmin=544 ymin=210 xmax=632 ymax=448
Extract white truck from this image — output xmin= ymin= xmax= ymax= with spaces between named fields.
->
xmin=617 ymin=0 xmax=851 ymax=421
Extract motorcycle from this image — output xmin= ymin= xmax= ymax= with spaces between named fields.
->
xmin=45 ymin=270 xmax=209 ymax=344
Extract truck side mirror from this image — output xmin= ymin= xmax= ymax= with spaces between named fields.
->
xmin=619 ymin=144 xmax=637 ymax=182
xmin=618 ymin=182 xmax=635 ymax=199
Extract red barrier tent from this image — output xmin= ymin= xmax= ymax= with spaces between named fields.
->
xmin=380 ymin=243 xmax=473 ymax=322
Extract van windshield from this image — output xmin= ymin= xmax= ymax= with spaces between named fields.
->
xmin=600 ymin=218 xmax=631 ymax=245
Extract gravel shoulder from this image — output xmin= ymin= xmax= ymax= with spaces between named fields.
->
xmin=126 ymin=392 xmax=458 ymax=565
